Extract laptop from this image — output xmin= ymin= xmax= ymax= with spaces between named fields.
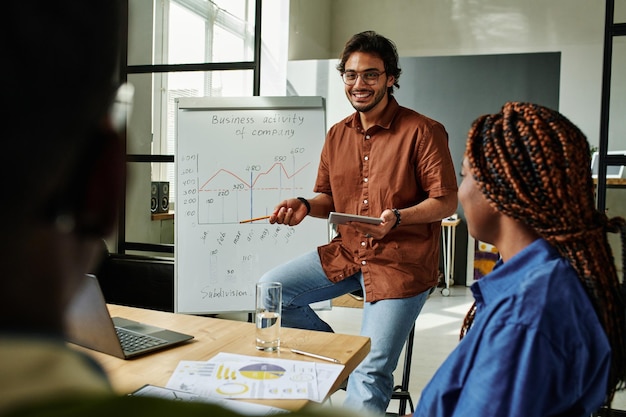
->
xmin=64 ymin=274 xmax=193 ymax=359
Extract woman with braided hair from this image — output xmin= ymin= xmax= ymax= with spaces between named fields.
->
xmin=413 ymin=102 xmax=626 ymax=417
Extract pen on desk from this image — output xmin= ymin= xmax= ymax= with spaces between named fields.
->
xmin=239 ymin=215 xmax=271 ymax=224
xmin=290 ymin=348 xmax=341 ymax=364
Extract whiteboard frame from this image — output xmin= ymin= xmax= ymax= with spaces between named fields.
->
xmin=176 ymin=96 xmax=325 ymax=113
xmin=174 ymin=96 xmax=327 ymax=315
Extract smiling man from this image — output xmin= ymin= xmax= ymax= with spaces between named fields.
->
xmin=259 ymin=31 xmax=458 ymax=415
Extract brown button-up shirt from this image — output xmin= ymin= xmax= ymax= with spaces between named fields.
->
xmin=314 ymin=97 xmax=458 ymax=302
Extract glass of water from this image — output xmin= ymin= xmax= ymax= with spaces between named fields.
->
xmin=255 ymin=282 xmax=282 ymax=351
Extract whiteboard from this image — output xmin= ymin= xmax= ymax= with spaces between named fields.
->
xmin=175 ymin=96 xmax=328 ymax=314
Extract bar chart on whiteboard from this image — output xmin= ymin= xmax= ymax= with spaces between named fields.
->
xmin=175 ymin=97 xmax=328 ymax=314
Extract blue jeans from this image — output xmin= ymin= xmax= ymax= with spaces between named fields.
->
xmin=259 ymin=250 xmax=430 ymax=415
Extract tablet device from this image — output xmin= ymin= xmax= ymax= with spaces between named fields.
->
xmin=328 ymin=212 xmax=383 ymax=225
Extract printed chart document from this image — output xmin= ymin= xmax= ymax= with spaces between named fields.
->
xmin=166 ymin=352 xmax=344 ymax=402
xmin=131 ymin=384 xmax=287 ymax=415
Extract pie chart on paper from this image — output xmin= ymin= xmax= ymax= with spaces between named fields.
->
xmin=238 ymin=363 xmax=286 ymax=380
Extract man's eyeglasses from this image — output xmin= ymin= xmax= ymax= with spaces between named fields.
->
xmin=341 ymin=71 xmax=386 ymax=86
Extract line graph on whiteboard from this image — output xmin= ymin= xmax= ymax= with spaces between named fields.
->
xmin=191 ymin=152 xmax=312 ymax=224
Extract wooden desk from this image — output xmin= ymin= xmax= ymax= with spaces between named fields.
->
xmin=71 ymin=304 xmax=370 ymax=411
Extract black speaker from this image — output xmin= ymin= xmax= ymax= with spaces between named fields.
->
xmin=151 ymin=181 xmax=169 ymax=213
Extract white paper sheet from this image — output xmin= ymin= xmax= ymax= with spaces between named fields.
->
xmin=166 ymin=352 xmax=344 ymax=402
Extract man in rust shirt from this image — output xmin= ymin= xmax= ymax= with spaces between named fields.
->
xmin=259 ymin=31 xmax=458 ymax=415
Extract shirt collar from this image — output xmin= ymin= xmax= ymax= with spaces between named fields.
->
xmin=345 ymin=95 xmax=400 ymax=131
xmin=471 ymin=238 xmax=557 ymax=306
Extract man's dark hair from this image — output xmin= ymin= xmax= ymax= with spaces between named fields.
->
xmin=336 ymin=31 xmax=401 ymax=96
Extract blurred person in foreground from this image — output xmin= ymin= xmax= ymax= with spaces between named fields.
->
xmin=413 ymin=102 xmax=626 ymax=417
xmin=0 ymin=2 xmax=363 ymax=416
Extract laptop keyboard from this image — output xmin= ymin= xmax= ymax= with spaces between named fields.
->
xmin=115 ymin=327 xmax=168 ymax=353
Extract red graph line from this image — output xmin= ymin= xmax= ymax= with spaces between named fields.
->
xmin=198 ymin=162 xmax=311 ymax=191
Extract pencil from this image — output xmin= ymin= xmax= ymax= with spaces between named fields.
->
xmin=290 ymin=348 xmax=341 ymax=364
xmin=239 ymin=215 xmax=271 ymax=224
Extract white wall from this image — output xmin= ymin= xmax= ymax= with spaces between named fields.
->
xmin=289 ymin=0 xmax=626 ymax=150
xmin=288 ymin=0 xmax=332 ymax=60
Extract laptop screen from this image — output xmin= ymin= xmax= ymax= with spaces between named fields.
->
xmin=64 ymin=274 xmax=193 ymax=359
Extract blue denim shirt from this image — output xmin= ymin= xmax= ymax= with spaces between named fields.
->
xmin=414 ymin=238 xmax=610 ymax=417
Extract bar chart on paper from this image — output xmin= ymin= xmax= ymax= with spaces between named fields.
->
xmin=175 ymin=97 xmax=328 ymax=314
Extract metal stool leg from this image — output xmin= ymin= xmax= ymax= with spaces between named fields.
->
xmin=390 ymin=323 xmax=416 ymax=415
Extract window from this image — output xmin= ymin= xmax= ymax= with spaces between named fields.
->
xmin=121 ymin=0 xmax=288 ymax=253
xmin=153 ymin=0 xmax=256 ymax=210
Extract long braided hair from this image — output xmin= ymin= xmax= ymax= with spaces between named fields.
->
xmin=460 ymin=102 xmax=626 ymax=404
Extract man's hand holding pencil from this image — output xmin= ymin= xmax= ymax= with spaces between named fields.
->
xmin=267 ymin=197 xmax=310 ymax=227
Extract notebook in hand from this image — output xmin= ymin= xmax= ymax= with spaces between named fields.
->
xmin=64 ymin=274 xmax=193 ymax=359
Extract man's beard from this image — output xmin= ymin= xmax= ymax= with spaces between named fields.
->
xmin=348 ymin=86 xmax=387 ymax=113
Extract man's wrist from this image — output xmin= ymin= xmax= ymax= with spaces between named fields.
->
xmin=297 ymin=197 xmax=311 ymax=215
xmin=391 ymin=208 xmax=401 ymax=228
